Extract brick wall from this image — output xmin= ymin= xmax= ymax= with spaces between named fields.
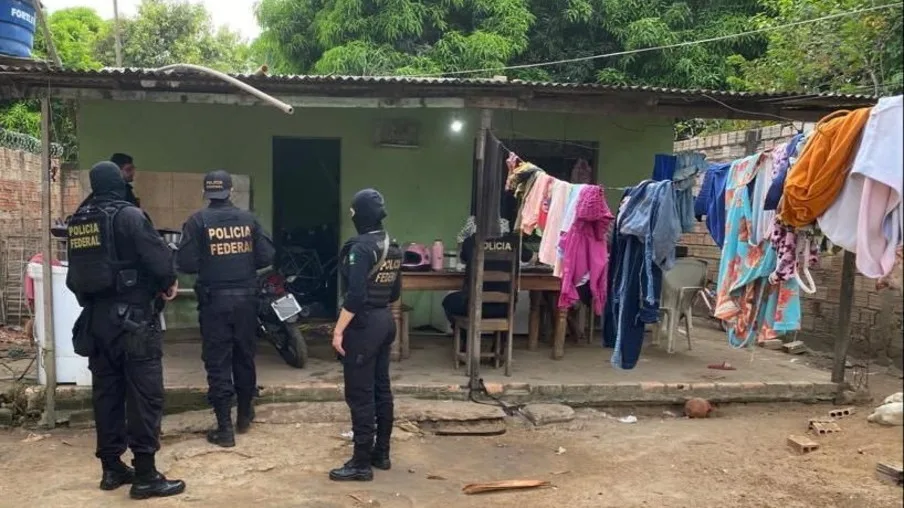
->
xmin=674 ymin=124 xmax=904 ymax=369
xmin=0 ymin=147 xmax=83 ymax=324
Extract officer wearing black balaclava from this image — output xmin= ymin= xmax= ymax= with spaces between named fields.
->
xmin=66 ymin=161 xmax=185 ymax=500
xmin=330 ymin=189 xmax=402 ymax=482
xmin=176 ymin=170 xmax=275 ymax=448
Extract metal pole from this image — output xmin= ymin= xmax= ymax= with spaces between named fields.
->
xmin=831 ymin=250 xmax=856 ymax=384
xmin=39 ymin=97 xmax=57 ymax=429
xmin=112 ymin=0 xmax=123 ymax=67
xmin=31 ymin=0 xmax=61 ymax=67
xmin=466 ymin=110 xmax=493 ymax=390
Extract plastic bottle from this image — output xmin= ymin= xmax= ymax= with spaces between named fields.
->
xmin=431 ymin=239 xmax=444 ymax=271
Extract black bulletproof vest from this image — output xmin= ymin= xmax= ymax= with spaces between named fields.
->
xmin=463 ymin=233 xmax=517 ymax=294
xmin=365 ymin=240 xmax=402 ymax=309
xmin=340 ymin=232 xmax=402 ymax=309
xmin=66 ymin=201 xmax=132 ymax=296
xmin=198 ymin=207 xmax=257 ymax=288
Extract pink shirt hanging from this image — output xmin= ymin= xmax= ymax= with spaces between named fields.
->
xmin=558 ymin=185 xmax=615 ymax=313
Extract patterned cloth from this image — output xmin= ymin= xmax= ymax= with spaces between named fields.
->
xmin=714 ymin=153 xmax=802 ymax=348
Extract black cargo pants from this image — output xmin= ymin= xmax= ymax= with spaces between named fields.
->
xmin=87 ymin=303 xmax=165 ymax=461
xmin=342 ymin=308 xmax=396 ymax=462
xmin=198 ymin=291 xmax=258 ymax=410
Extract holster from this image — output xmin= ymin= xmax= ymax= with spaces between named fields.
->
xmin=114 ymin=303 xmax=158 ymax=359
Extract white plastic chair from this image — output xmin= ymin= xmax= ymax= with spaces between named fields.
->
xmin=654 ymin=258 xmax=708 ymax=353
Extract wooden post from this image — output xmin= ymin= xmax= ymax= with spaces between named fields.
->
xmin=40 ymin=97 xmax=57 ymax=429
xmin=466 ymin=110 xmax=493 ymax=390
xmin=831 ymin=251 xmax=856 ymax=384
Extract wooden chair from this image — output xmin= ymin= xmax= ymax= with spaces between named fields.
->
xmin=399 ymin=303 xmax=413 ymax=360
xmin=452 ymin=240 xmax=519 ymax=376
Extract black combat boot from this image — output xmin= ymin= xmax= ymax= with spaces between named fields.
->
xmin=99 ymin=457 xmax=135 ymax=491
xmin=371 ymin=424 xmax=392 ymax=471
xmin=129 ymin=453 xmax=186 ymax=500
xmin=206 ymin=405 xmax=236 ymax=447
xmin=236 ymin=396 xmax=255 ymax=435
xmin=329 ymin=443 xmax=374 ymax=482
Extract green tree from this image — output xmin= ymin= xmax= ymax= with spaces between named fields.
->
xmin=255 ymin=0 xmax=535 ymax=76
xmin=96 ymin=0 xmax=252 ymax=72
xmin=34 ymin=7 xmax=108 ymax=70
xmin=736 ymin=0 xmax=903 ymax=95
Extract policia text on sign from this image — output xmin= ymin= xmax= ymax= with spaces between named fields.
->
xmin=68 ymin=222 xmax=103 ymax=249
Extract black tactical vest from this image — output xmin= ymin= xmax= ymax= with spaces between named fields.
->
xmin=198 ymin=207 xmax=257 ymax=289
xmin=66 ymin=201 xmax=132 ymax=296
xmin=339 ymin=232 xmax=402 ymax=309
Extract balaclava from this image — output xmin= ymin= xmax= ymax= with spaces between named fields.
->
xmin=350 ymin=188 xmax=387 ymax=234
xmin=89 ymin=161 xmax=127 ymax=201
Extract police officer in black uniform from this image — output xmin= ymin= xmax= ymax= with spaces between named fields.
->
xmin=176 ymin=170 xmax=275 ymax=448
xmin=67 ymin=161 xmax=185 ymax=500
xmin=330 ymin=188 xmax=402 ymax=482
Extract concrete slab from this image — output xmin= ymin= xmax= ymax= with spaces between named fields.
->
xmin=522 ymin=403 xmax=575 ymax=426
xmin=30 ymin=325 xmax=838 ymax=415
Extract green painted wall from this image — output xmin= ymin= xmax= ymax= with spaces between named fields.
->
xmin=78 ymin=101 xmax=673 ymax=329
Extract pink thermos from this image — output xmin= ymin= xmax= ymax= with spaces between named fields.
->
xmin=431 ymin=239 xmax=444 ymax=271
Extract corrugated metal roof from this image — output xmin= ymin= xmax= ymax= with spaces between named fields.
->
xmin=0 ymin=64 xmax=876 ymax=101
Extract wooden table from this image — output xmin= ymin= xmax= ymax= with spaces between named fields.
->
xmin=391 ymin=270 xmax=569 ymax=362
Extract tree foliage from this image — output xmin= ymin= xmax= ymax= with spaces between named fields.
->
xmin=734 ymin=0 xmax=903 ymax=95
xmin=254 ymin=0 xmax=535 ymax=76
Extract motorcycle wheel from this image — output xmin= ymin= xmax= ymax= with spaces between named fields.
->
xmin=276 ymin=323 xmax=308 ymax=369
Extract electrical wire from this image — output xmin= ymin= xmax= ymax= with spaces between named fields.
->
xmin=409 ymin=3 xmax=904 ymax=78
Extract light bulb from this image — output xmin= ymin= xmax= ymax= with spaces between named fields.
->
xmin=450 ymin=119 xmax=464 ymax=133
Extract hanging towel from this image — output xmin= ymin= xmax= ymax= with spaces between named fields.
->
xmin=780 ymin=108 xmax=872 ymax=227
xmin=558 ymin=185 xmax=614 ymax=313
xmin=764 ymin=133 xmax=804 ymax=211
xmin=538 ymin=181 xmax=571 ymax=266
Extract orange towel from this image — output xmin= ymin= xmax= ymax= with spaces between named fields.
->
xmin=779 ymin=107 xmax=872 ymax=227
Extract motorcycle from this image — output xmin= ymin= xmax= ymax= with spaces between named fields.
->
xmin=257 ymin=267 xmax=308 ymax=368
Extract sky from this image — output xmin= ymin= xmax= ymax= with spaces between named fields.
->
xmin=41 ymin=0 xmax=262 ymax=40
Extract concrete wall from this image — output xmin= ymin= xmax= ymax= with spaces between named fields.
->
xmin=77 ymin=101 xmax=673 ymax=329
xmin=675 ymin=124 xmax=904 ymax=369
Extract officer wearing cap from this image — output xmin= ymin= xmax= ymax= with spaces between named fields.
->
xmin=176 ymin=170 xmax=275 ymax=447
xmin=67 ymin=161 xmax=185 ymax=500
xmin=329 ymin=189 xmax=402 ymax=482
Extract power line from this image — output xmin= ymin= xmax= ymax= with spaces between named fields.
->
xmin=411 ymin=3 xmax=904 ymax=78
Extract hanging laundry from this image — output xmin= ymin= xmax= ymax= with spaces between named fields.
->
xmin=764 ymin=133 xmax=805 ymax=211
xmin=767 ymin=219 xmax=818 ymax=295
xmin=538 ymin=181 xmax=571 ymax=266
xmin=779 ymin=107 xmax=872 ymax=227
xmin=852 ymin=95 xmax=903 ymax=278
xmin=570 ymin=158 xmax=593 ymax=184
xmin=506 ymin=161 xmax=541 ymax=198
xmin=558 ymin=185 xmax=614 ymax=313
xmin=715 ymin=153 xmax=801 ymax=347
xmin=653 ymin=152 xmax=705 ymax=233
xmin=693 ymin=162 xmax=731 ymax=248
xmin=604 ymin=180 xmax=673 ymax=369
xmin=748 ymin=149 xmax=777 ymax=245
xmin=618 ymin=179 xmax=682 ymax=271
xmin=519 ymin=172 xmax=553 ymax=235
xmin=817 ymin=96 xmax=903 ymax=279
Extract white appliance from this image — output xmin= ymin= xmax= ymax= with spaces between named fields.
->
xmin=27 ymin=262 xmax=91 ymax=386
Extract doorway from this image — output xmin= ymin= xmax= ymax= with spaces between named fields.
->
xmin=272 ymin=137 xmax=341 ymax=319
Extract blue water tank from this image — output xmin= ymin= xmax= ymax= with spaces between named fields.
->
xmin=0 ymin=0 xmax=37 ymax=58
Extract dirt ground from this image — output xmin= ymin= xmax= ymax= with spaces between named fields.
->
xmin=1 ymin=389 xmax=903 ymax=508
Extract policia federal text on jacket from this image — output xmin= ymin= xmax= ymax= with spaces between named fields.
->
xmin=176 ymin=170 xmax=276 ymax=448
xmin=330 ymin=188 xmax=402 ymax=482
xmin=66 ymin=161 xmax=185 ymax=500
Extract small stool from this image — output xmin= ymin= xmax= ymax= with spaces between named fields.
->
xmin=400 ymin=304 xmax=413 ymax=360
